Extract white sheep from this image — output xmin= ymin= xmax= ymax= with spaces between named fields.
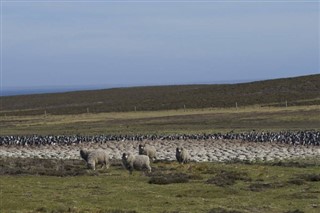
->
xmin=122 ymin=152 xmax=151 ymax=174
xmin=138 ymin=144 xmax=157 ymax=161
xmin=80 ymin=149 xmax=110 ymax=170
xmin=176 ymin=147 xmax=190 ymax=164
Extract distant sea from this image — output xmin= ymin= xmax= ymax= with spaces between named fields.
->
xmin=1 ymin=79 xmax=258 ymax=97
xmin=1 ymin=85 xmax=115 ymax=96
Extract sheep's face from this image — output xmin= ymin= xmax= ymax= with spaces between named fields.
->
xmin=176 ymin=148 xmax=181 ymax=153
xmin=139 ymin=145 xmax=145 ymax=155
xmin=80 ymin=150 xmax=88 ymax=160
xmin=139 ymin=145 xmax=145 ymax=150
xmin=122 ymin=153 xmax=128 ymax=160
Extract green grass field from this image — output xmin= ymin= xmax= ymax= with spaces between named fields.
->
xmin=1 ymin=105 xmax=319 ymax=135
xmin=1 ymin=158 xmax=320 ymax=213
xmin=1 ymin=105 xmax=319 ymax=212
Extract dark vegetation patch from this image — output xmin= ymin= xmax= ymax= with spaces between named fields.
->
xmin=193 ymin=163 xmax=217 ymax=174
xmin=248 ymin=181 xmax=286 ymax=192
xmin=226 ymin=159 xmax=320 ymax=168
xmin=162 ymin=211 xmax=185 ymax=213
xmin=268 ymin=161 xmax=319 ymax=168
xmin=287 ymin=192 xmax=318 ymax=199
xmin=0 ymin=157 xmax=91 ymax=176
xmin=284 ymin=210 xmax=304 ymax=213
xmin=206 ymin=170 xmax=251 ymax=187
xmin=1 ymin=74 xmax=319 ymax=116
xmin=207 ymin=207 xmax=243 ymax=213
xmin=298 ymin=174 xmax=320 ymax=182
xmin=35 ymin=207 xmax=137 ymax=213
xmin=148 ymin=172 xmax=191 ymax=185
xmin=287 ymin=178 xmax=305 ymax=185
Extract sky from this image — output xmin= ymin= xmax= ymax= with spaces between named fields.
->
xmin=1 ymin=0 xmax=319 ymax=92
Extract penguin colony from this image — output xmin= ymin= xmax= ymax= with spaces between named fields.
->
xmin=1 ymin=130 xmax=319 ymax=146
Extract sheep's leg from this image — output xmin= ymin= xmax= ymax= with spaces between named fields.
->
xmin=106 ymin=162 xmax=110 ymax=169
xmin=144 ymin=165 xmax=151 ymax=173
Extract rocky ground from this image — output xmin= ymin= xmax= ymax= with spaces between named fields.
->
xmin=1 ymin=139 xmax=320 ymax=162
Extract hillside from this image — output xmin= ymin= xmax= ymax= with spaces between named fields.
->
xmin=1 ymin=74 xmax=319 ymax=116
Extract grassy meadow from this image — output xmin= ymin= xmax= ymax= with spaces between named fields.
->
xmin=1 ymin=158 xmax=320 ymax=213
xmin=1 ymin=104 xmax=319 ymax=212
xmin=1 ymin=105 xmax=319 ymax=136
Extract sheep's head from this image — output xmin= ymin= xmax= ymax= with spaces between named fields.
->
xmin=176 ymin=147 xmax=182 ymax=153
xmin=80 ymin=149 xmax=88 ymax=161
xmin=139 ymin=144 xmax=145 ymax=150
xmin=138 ymin=144 xmax=145 ymax=154
xmin=122 ymin=153 xmax=128 ymax=160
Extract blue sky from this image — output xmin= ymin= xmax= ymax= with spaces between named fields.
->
xmin=1 ymin=1 xmax=319 ymax=90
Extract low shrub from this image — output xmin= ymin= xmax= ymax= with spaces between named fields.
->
xmin=287 ymin=178 xmax=305 ymax=185
xmin=149 ymin=172 xmax=190 ymax=185
xmin=299 ymin=174 xmax=320 ymax=182
xmin=284 ymin=209 xmax=304 ymax=213
xmin=208 ymin=207 xmax=243 ymax=213
xmin=206 ymin=170 xmax=251 ymax=187
xmin=248 ymin=182 xmax=285 ymax=192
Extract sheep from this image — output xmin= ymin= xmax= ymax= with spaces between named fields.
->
xmin=122 ymin=152 xmax=151 ymax=174
xmin=138 ymin=144 xmax=157 ymax=161
xmin=176 ymin=147 xmax=190 ymax=164
xmin=80 ymin=149 xmax=110 ymax=170
xmin=80 ymin=149 xmax=89 ymax=162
